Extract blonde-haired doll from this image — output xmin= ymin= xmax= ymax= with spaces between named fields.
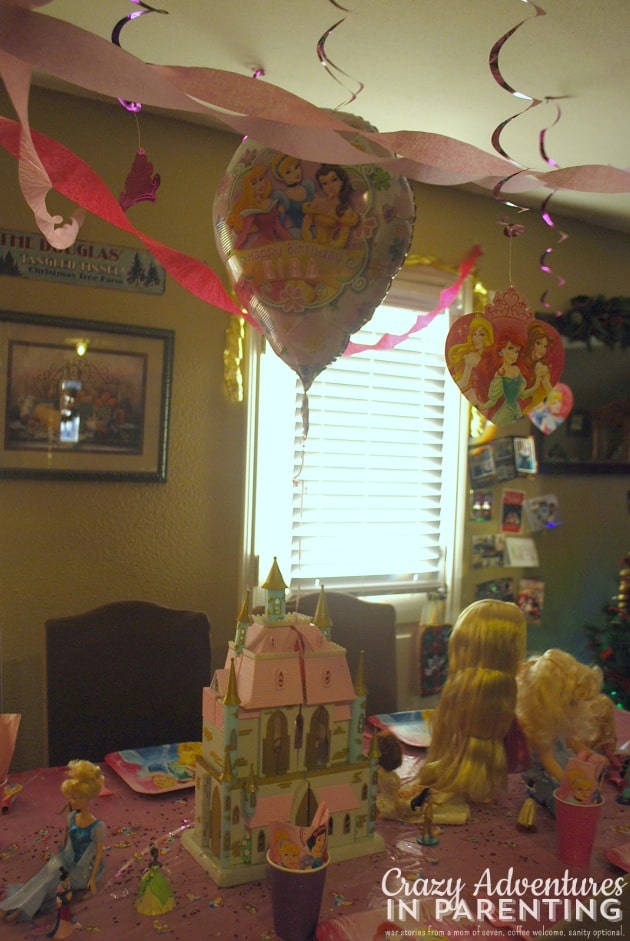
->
xmin=516 ymin=648 xmax=603 ymax=783
xmin=416 ymin=599 xmax=527 ymax=805
xmin=0 ymin=760 xmax=105 ymax=924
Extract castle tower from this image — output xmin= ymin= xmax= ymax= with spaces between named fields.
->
xmin=348 ymin=649 xmax=368 ymax=763
xmin=261 ymin=557 xmax=288 ymax=621
xmin=367 ymin=727 xmax=381 ymax=835
xmin=233 ymin=589 xmax=251 ymax=653
xmin=244 ymin=763 xmax=258 ymax=818
xmin=223 ymin=659 xmax=240 ymax=752
xmin=313 ymin=586 xmax=333 ymax=640
xmin=218 ymin=745 xmax=234 ymax=869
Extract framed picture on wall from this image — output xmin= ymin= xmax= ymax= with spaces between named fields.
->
xmin=468 ymin=443 xmax=496 ymax=484
xmin=513 ymin=435 xmax=538 ymax=475
xmin=0 ymin=310 xmax=174 ymax=481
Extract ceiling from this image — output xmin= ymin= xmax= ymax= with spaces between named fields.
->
xmin=21 ymin=0 xmax=630 ymax=234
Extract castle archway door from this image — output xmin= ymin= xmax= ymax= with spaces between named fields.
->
xmin=295 ymin=784 xmax=318 ymax=827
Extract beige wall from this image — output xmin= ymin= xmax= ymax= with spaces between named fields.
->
xmin=1 ymin=87 xmax=628 ymax=771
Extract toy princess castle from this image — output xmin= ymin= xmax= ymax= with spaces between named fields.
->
xmin=181 ymin=558 xmax=385 ymax=886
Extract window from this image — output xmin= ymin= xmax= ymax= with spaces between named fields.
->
xmin=242 ymin=265 xmax=469 ymax=614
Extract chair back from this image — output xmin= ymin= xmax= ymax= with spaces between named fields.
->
xmin=44 ymin=600 xmax=211 ymax=766
xmin=291 ymin=591 xmax=398 ymax=717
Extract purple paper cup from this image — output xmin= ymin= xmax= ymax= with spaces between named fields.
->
xmin=266 ymin=850 xmax=329 ymax=941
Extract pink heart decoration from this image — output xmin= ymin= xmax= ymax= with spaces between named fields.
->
xmin=444 ymin=285 xmax=565 ymax=426
xmin=213 ymin=124 xmax=415 ymax=390
xmin=527 ymin=383 xmax=574 ymax=434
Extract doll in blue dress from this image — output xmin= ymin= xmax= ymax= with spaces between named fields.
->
xmin=0 ymin=759 xmax=106 ymax=924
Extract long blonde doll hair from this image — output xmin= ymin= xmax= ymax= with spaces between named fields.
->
xmin=418 ymin=599 xmax=526 ymax=804
xmin=516 ymin=648 xmax=603 ymax=762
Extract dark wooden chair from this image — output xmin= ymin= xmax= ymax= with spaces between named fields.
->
xmin=289 ymin=591 xmax=398 ymax=718
xmin=44 ymin=600 xmax=211 ymax=766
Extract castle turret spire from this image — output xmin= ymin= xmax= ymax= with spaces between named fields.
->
xmin=313 ymin=586 xmax=333 ymax=640
xmin=223 ymin=659 xmax=241 ymax=707
xmin=261 ymin=556 xmax=288 ymax=621
xmin=234 ymin=589 xmax=251 ymax=652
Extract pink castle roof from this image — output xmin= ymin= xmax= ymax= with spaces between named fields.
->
xmin=313 ymin=783 xmax=360 ymax=814
xmin=217 ymin=618 xmax=356 ymax=710
xmin=248 ymin=793 xmax=294 ymax=828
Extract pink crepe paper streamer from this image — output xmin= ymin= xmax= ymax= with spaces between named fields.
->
xmin=343 ymin=244 xmax=483 ymax=356
xmin=0 ymin=114 xmax=249 ymax=322
xmin=2 ymin=4 xmax=629 ymax=194
xmin=112 ymin=1 xmax=169 ymax=113
xmin=0 ymin=49 xmax=85 ymax=248
xmin=119 ymin=148 xmax=161 ymax=211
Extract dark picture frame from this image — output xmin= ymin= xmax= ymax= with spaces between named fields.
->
xmin=0 ymin=311 xmax=174 ymax=481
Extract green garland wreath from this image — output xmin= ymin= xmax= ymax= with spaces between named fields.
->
xmin=539 ymin=295 xmax=630 ymax=349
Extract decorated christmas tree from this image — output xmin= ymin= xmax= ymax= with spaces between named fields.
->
xmin=585 ymin=551 xmax=630 ymax=711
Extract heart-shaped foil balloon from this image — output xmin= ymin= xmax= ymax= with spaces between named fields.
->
xmin=527 ymin=382 xmax=574 ymax=434
xmin=444 ymin=285 xmax=565 ymax=426
xmin=213 ymin=120 xmax=415 ymax=390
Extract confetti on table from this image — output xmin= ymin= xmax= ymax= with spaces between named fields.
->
xmin=331 ymin=892 xmax=353 ymax=907
xmin=152 ymin=920 xmax=172 ymax=933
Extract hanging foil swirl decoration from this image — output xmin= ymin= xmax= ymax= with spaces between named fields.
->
xmin=488 ymin=1 xmax=547 ymax=221
xmin=538 ymin=100 xmax=568 ymax=315
xmin=112 ymin=1 xmax=169 ymax=112
xmin=317 ymin=14 xmax=364 ymax=112
xmin=489 ymin=1 xmax=568 ymax=305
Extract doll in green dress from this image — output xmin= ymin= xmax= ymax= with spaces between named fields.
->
xmin=135 ymin=844 xmax=175 ymax=916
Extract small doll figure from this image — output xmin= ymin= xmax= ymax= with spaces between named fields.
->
xmin=135 ymin=845 xmax=175 ymax=916
xmin=410 ymin=788 xmax=439 ymax=846
xmin=375 ymin=733 xmax=440 ymax=831
xmin=0 ymin=759 xmax=105 ymax=924
xmin=47 ymin=867 xmax=79 ymax=939
xmin=375 ymin=732 xmax=405 ymax=820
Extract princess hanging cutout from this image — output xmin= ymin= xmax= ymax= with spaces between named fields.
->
xmin=445 ymin=285 xmax=565 ymax=427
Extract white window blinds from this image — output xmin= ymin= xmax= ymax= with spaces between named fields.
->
xmin=249 ymin=265 xmax=468 ymax=598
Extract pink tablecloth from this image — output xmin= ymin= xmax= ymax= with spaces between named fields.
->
xmin=1 ymin=710 xmax=629 ymax=940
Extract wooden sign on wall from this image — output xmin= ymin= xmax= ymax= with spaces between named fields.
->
xmin=0 ymin=229 xmax=165 ymax=295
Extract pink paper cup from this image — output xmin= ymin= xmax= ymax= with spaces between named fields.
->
xmin=554 ymin=788 xmax=604 ymax=867
xmin=267 ymin=850 xmax=329 ymax=941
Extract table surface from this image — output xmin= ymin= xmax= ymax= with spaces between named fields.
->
xmin=2 ymin=713 xmax=630 ymax=940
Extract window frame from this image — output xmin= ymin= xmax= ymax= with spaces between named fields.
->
xmin=239 ymin=264 xmax=471 ymax=624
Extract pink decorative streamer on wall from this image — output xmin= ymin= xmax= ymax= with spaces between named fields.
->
xmin=344 ymin=245 xmax=483 ymax=356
